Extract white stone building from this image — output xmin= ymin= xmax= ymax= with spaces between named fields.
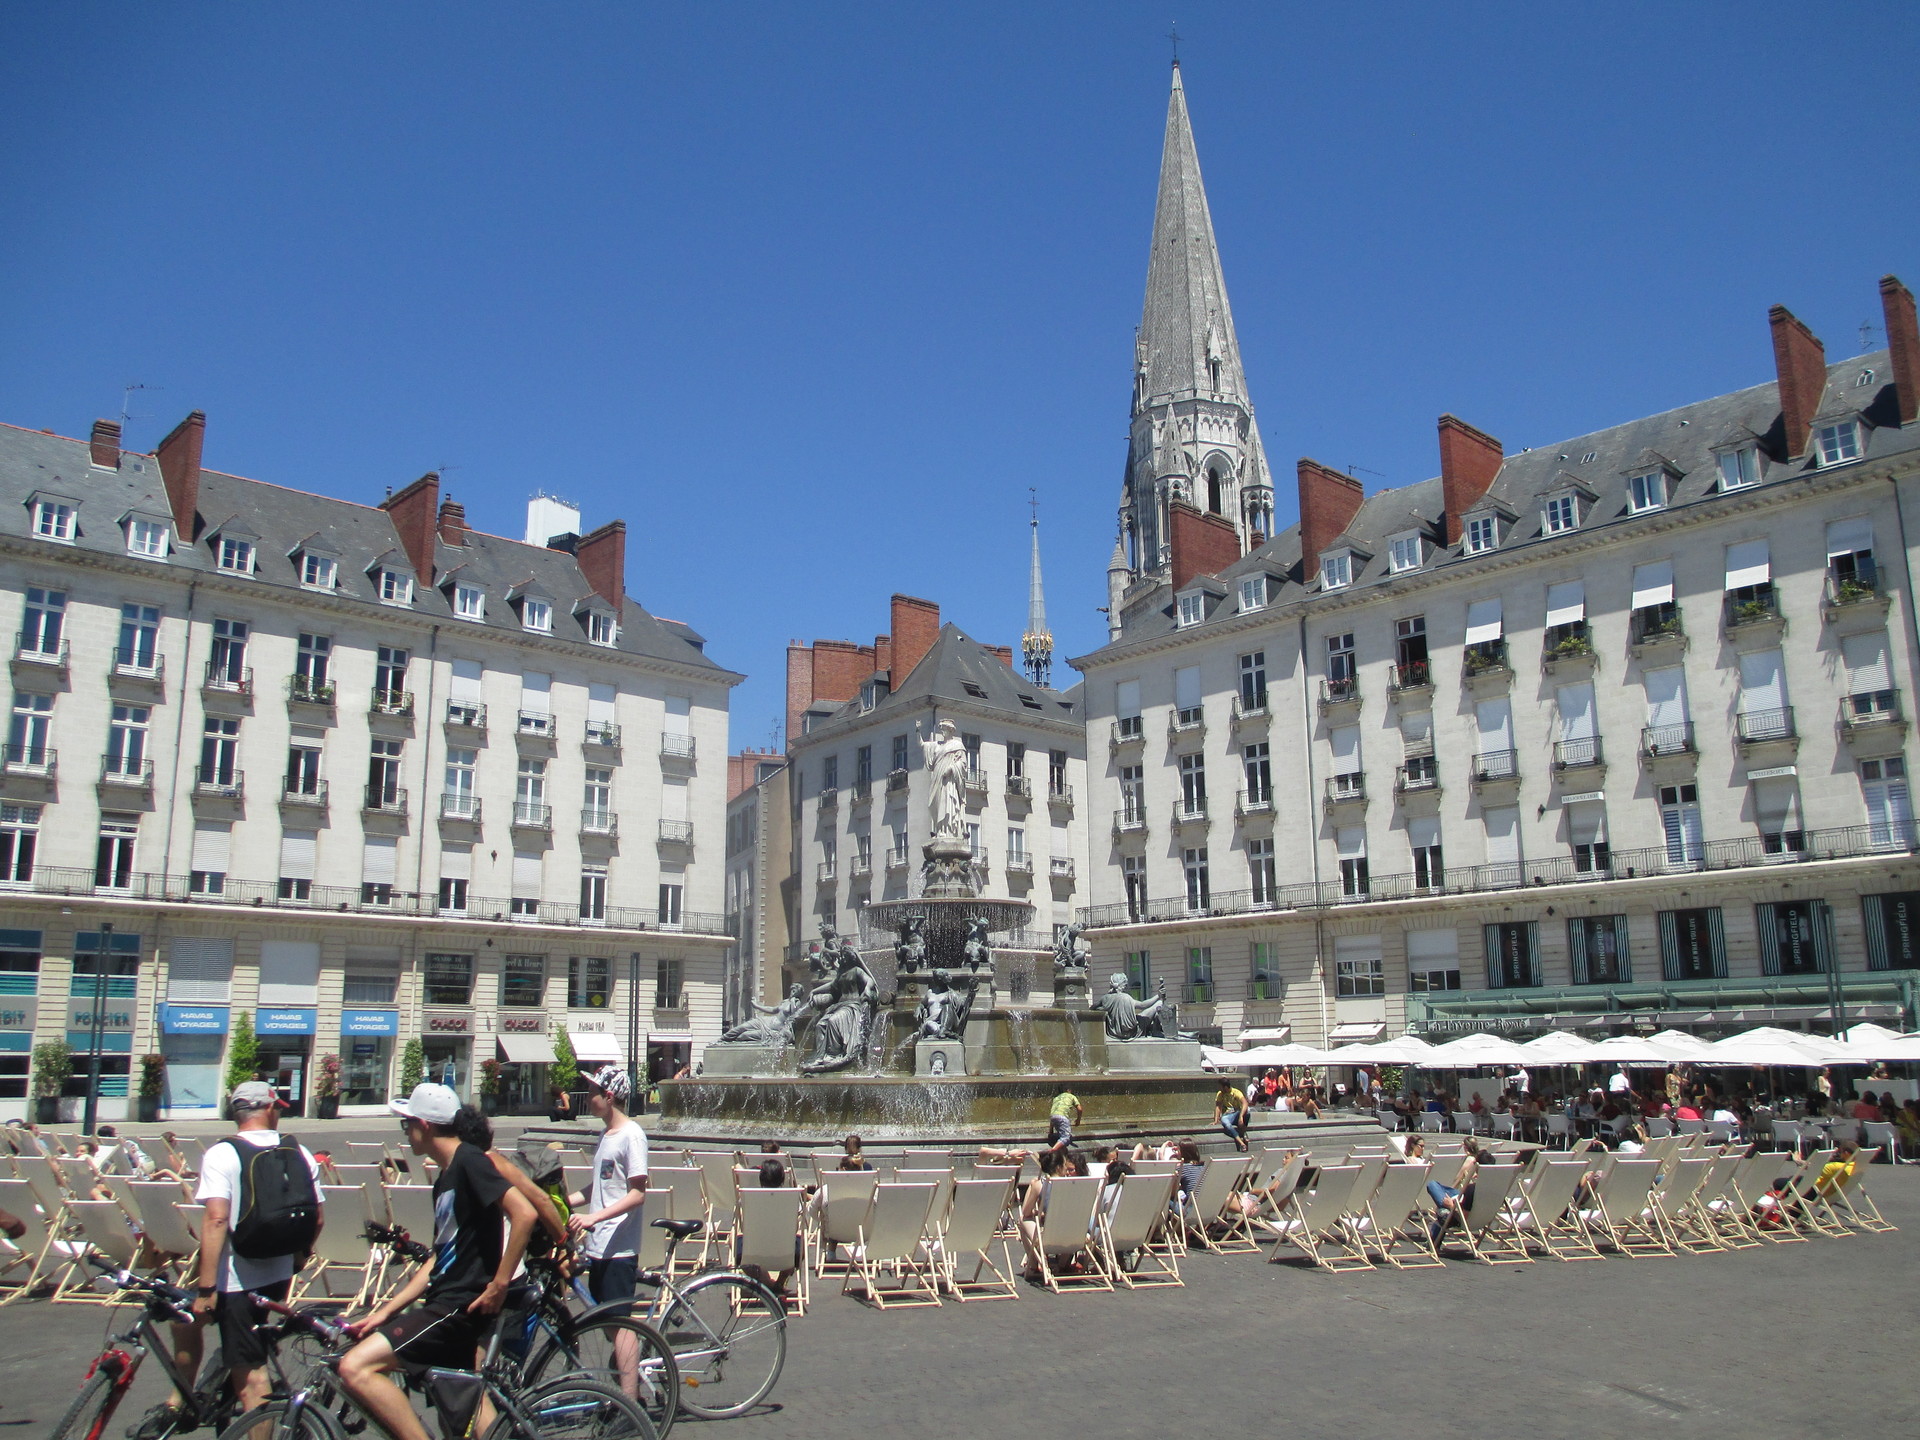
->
xmin=723 ymin=749 xmax=790 ymax=1033
xmin=0 ymin=411 xmax=738 ymax=1119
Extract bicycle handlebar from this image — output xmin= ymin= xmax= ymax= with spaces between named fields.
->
xmin=88 ymin=1257 xmax=196 ymax=1320
xmin=362 ymin=1222 xmax=431 ymax=1263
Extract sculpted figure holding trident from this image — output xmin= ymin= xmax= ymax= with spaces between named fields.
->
xmin=919 ymin=718 xmax=969 ymax=841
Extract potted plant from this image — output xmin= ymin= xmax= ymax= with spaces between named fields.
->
xmin=313 ymin=1052 xmax=341 ymax=1119
xmin=31 ymin=1039 xmax=71 ymax=1124
xmin=549 ymin=1028 xmax=578 ymax=1122
xmin=478 ymin=1057 xmax=502 ymax=1116
xmin=137 ymin=1052 xmax=165 ymax=1123
xmin=224 ymin=1011 xmax=260 ymax=1095
xmin=397 ymin=1037 xmax=424 ymax=1098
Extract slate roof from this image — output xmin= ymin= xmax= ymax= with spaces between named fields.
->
xmin=806 ymin=622 xmax=1082 ymax=736
xmin=1087 ymin=351 xmax=1920 ymax=656
xmin=0 ymin=421 xmax=734 ymax=678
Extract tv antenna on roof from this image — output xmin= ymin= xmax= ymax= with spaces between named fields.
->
xmin=119 ymin=382 xmax=158 ymax=427
xmin=1861 ymin=321 xmax=1879 ymax=353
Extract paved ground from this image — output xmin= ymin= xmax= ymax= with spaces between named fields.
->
xmin=6 ymin=1135 xmax=1917 ymax=1440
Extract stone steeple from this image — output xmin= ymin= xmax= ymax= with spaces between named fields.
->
xmin=1119 ymin=63 xmax=1274 ymax=579
xmin=1021 ymin=502 xmax=1053 ymax=688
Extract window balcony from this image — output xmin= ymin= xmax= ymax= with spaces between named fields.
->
xmin=1840 ymin=690 xmax=1906 ymax=739
xmin=1048 ymin=782 xmax=1074 ymax=808
xmin=1541 ymin=625 xmax=1595 ymax=672
xmin=1112 ymin=806 xmax=1148 ymax=837
xmin=1235 ymin=787 xmax=1274 ymax=819
xmin=1006 ymin=774 xmax=1031 ymax=800
xmin=1462 ymin=641 xmax=1512 ymax=686
xmin=110 ymin=652 xmax=165 ymax=687
xmin=1470 ymin=749 xmax=1519 ymax=787
xmin=439 ymin=792 xmax=481 ymax=823
xmin=1641 ymin=722 xmax=1697 ymax=760
xmin=516 ymin=711 xmax=555 ymax=743
xmin=445 ymin=701 xmax=487 ymax=732
xmin=963 ymin=767 xmax=989 ymax=796
xmin=849 ymin=779 xmax=872 ymax=804
xmin=1736 ymin=707 xmax=1797 ymax=753
xmin=1387 ymin=660 xmax=1432 ymax=696
xmin=2 ymin=745 xmax=55 ymax=779
xmin=508 ymin=799 xmax=551 ymax=830
xmin=1171 ymin=799 xmax=1210 ymax=829
xmin=849 ymin=855 xmax=872 ymax=879
xmin=585 ymin=720 xmax=621 ymax=751
xmin=886 ymin=767 xmax=909 ymax=794
xmin=1395 ymin=756 xmax=1440 ymax=796
xmin=288 ymin=676 xmax=335 ymax=713
xmin=280 ymin=778 xmax=329 ymax=809
xmin=193 ymin=766 xmax=243 ymax=800
xmin=202 ymin=660 xmax=253 ymax=698
xmin=1628 ymin=604 xmax=1686 ymax=656
xmin=886 ymin=846 xmax=910 ymax=872
xmin=1167 ymin=707 xmax=1205 ymax=740
xmin=1318 ymin=677 xmax=1361 ymax=715
xmin=1110 ymin=717 xmax=1145 ymax=751
xmin=1050 ymin=856 xmax=1076 ymax=880
xmin=969 ymin=847 xmax=991 ymax=871
xmin=13 ymin=633 xmax=68 ymax=680
xmin=363 ymin=784 xmax=408 ymax=816
xmin=369 ymin=689 xmax=414 ymax=719
xmin=1723 ymin=589 xmax=1785 ymax=642
xmin=1824 ymin=562 xmax=1889 ymax=623
xmin=1231 ymin=693 xmax=1270 ymax=728
xmin=817 ymin=786 xmax=839 ymax=810
xmin=659 ymin=732 xmax=696 ymax=761
xmin=99 ymin=756 xmax=153 ymax=794
xmin=1323 ymin=773 xmax=1367 ymax=811
xmin=1552 ymin=736 xmax=1604 ymax=771
xmin=658 ymin=818 xmax=694 ymax=846
xmin=580 ymin=807 xmax=618 ymax=837
xmin=1006 ymin=852 xmax=1034 ymax=876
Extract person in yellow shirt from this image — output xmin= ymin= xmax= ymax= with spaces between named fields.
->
xmin=1215 ymin=1077 xmax=1251 ymax=1151
xmin=1808 ymin=1139 xmax=1860 ymax=1196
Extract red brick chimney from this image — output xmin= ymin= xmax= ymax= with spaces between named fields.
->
xmin=381 ymin=473 xmax=441 ymax=584
xmin=889 ymin=595 xmax=941 ymax=682
xmin=156 ymin=411 xmax=206 ymax=539
xmin=986 ymin=644 xmax=1014 ymax=669
xmin=785 ymin=643 xmax=815 ymax=749
xmin=1295 ymin=460 xmax=1365 ymax=579
xmin=575 ymin=519 xmax=626 ymax=606
xmin=1769 ymin=305 xmax=1828 ymax=458
xmin=436 ymin=498 xmax=469 ymax=546
xmin=89 ymin=419 xmax=121 ymax=470
xmin=1168 ymin=501 xmax=1242 ymax=591
xmin=1437 ymin=415 xmax=1503 ymax=545
xmin=1880 ymin=275 xmax=1920 ymax=426
xmin=874 ymin=634 xmax=894 ymax=679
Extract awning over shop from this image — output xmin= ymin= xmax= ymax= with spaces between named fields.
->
xmin=1236 ymin=1026 xmax=1292 ymax=1044
xmin=1327 ymin=1022 xmax=1385 ymax=1045
xmin=568 ymin=1031 xmax=623 ymax=1064
xmin=498 ymin=1033 xmax=558 ymax=1064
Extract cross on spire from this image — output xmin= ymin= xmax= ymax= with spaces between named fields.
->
xmin=1168 ymin=20 xmax=1181 ymax=66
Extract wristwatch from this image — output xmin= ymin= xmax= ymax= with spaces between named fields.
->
xmin=197 ymin=1285 xmax=217 ymax=1297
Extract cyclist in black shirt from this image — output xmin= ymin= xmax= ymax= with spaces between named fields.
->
xmin=339 ymin=1083 xmax=537 ymax=1440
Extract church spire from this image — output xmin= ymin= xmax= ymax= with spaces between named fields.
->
xmin=1118 ymin=64 xmax=1274 ymax=578
xmin=1021 ymin=494 xmax=1053 ymax=688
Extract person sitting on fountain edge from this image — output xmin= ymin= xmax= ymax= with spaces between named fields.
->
xmin=1215 ymin=1076 xmax=1252 ymax=1151
xmin=1046 ymin=1089 xmax=1083 ymax=1154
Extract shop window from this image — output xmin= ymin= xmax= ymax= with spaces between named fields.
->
xmin=568 ymin=956 xmax=611 ymax=1009
xmin=501 ymin=955 xmax=545 ymax=1008
xmin=423 ymin=953 xmax=474 ymax=1006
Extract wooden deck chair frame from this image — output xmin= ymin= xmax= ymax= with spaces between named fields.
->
xmin=1663 ymin=1155 xmax=1734 ymax=1254
xmin=1441 ymin=1164 xmax=1531 ymax=1265
xmin=1183 ymin=1156 xmax=1255 ymax=1253
xmin=52 ymin=1198 xmax=139 ymax=1304
xmin=294 ymin=1185 xmax=381 ymax=1306
xmin=1099 ymin=1171 xmax=1181 ymax=1288
xmin=1354 ymin=1162 xmax=1443 ymax=1269
xmin=646 ymin=1168 xmax=711 ymax=1271
xmin=1645 ymin=1156 xmax=1716 ymax=1255
xmin=1691 ymin=1153 xmax=1763 ymax=1250
xmin=1811 ymin=1149 xmax=1895 ymax=1234
xmin=690 ymin=1152 xmax=741 ymax=1264
xmin=842 ymin=1182 xmax=941 ymax=1309
xmin=937 ymin=1177 xmax=1020 ymax=1301
xmin=812 ymin=1170 xmax=881 ymax=1277
xmin=126 ymin=1179 xmax=200 ymax=1282
xmin=1265 ymin=1165 xmax=1372 ymax=1272
xmin=1509 ymin=1160 xmax=1601 ymax=1262
xmin=736 ymin=1186 xmax=811 ymax=1317
xmin=1774 ymin=1148 xmax=1844 ymax=1238
xmin=0 ymin=1176 xmax=66 ymax=1305
xmin=1033 ymin=1177 xmax=1112 ymax=1294
xmin=1725 ymin=1151 xmax=1804 ymax=1244
xmin=1582 ymin=1158 xmax=1665 ymax=1256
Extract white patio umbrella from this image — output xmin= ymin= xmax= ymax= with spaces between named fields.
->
xmin=1518 ymin=1032 xmax=1597 ymax=1064
xmin=1703 ymin=1026 xmax=1850 ymax=1066
xmin=1580 ymin=1033 xmax=1696 ymax=1065
xmin=1199 ymin=1045 xmax=1238 ymax=1068
xmin=1421 ymin=1033 xmax=1533 ymax=1068
xmin=1834 ymin=1023 xmax=1920 ymax=1062
xmin=1333 ymin=1034 xmax=1440 ymax=1065
xmin=1236 ymin=1042 xmax=1335 ymax=1067
xmin=1645 ymin=1029 xmax=1719 ymax=1060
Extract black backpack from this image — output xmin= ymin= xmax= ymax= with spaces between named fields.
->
xmin=223 ymin=1134 xmax=321 ymax=1260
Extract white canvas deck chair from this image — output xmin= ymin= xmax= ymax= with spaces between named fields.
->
xmin=812 ymin=1170 xmax=880 ymax=1276
xmin=1509 ymin=1159 xmax=1601 ymax=1261
xmin=1265 ymin=1164 xmax=1372 ymax=1272
xmin=736 ymin=1186 xmax=810 ymax=1316
xmin=1351 ymin=1161 xmax=1442 ymax=1269
xmin=1656 ymin=1155 xmax=1726 ymax=1254
xmin=690 ymin=1152 xmax=740 ymax=1263
xmin=52 ymin=1198 xmax=140 ymax=1304
xmin=126 ymin=1179 xmax=199 ymax=1282
xmin=894 ymin=1168 xmax=956 ymax=1241
xmin=647 ymin=1168 xmax=710 ymax=1270
xmin=1725 ymin=1150 xmax=1800 ymax=1243
xmin=1692 ymin=1152 xmax=1763 ymax=1249
xmin=1182 ymin=1155 xmax=1255 ymax=1253
xmin=936 ymin=1177 xmax=1019 ymax=1301
xmin=1437 ymin=1163 xmax=1529 ymax=1265
xmin=1771 ymin=1147 xmax=1841 ymax=1238
xmin=295 ymin=1185 xmax=381 ymax=1305
xmin=1099 ymin=1170 xmax=1181 ymax=1288
xmin=0 ymin=1175 xmax=73 ymax=1305
xmin=1811 ymin=1148 xmax=1896 ymax=1234
xmin=1032 ymin=1176 xmax=1111 ymax=1294
xmin=1580 ymin=1157 xmax=1663 ymax=1255
xmin=843 ymin=1182 xmax=940 ymax=1308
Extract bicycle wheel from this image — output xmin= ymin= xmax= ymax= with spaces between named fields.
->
xmin=485 ymin=1377 xmax=657 ymax=1440
xmin=48 ymin=1369 xmax=122 ymax=1440
xmin=211 ymin=1399 xmax=346 ymax=1440
xmin=654 ymin=1273 xmax=786 ymax=1419
xmin=522 ymin=1316 xmax=679 ymax=1439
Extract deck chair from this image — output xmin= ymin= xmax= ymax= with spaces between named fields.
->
xmin=1579 ymin=1157 xmax=1662 ymax=1255
xmin=1265 ymin=1165 xmax=1372 ymax=1272
xmin=690 ymin=1153 xmax=740 ymax=1262
xmin=15 ymin=1154 xmax=72 ymax=1218
xmin=736 ymin=1186 xmax=809 ymax=1315
xmin=1811 ymin=1149 xmax=1895 ymax=1234
xmin=1099 ymin=1171 xmax=1181 ymax=1288
xmin=331 ymin=1163 xmax=384 ymax=1192
xmin=52 ymin=1198 xmax=140 ymax=1304
xmin=296 ymin=1187 xmax=381 ymax=1305
xmin=1643 ymin=1156 xmax=1713 ymax=1254
xmin=1031 ymin=1176 xmax=1111 ymax=1293
xmin=1351 ymin=1162 xmax=1442 ymax=1269
xmin=1773 ymin=1148 xmax=1844 ymax=1238
xmin=382 ymin=1183 xmax=436 ymax=1245
xmin=0 ymin=1176 xmax=73 ymax=1305
xmin=1672 ymin=1153 xmax=1746 ymax=1252
xmin=127 ymin=1180 xmax=200 ymax=1280
xmin=646 ymin=1168 xmax=709 ymax=1269
xmin=1509 ymin=1159 xmax=1601 ymax=1261
xmin=936 ymin=1177 xmax=1020 ymax=1301
xmin=895 ymin=1169 xmax=955 ymax=1236
xmin=1182 ymin=1155 xmax=1256 ymax=1252
xmin=1435 ymin=1163 xmax=1528 ymax=1264
xmin=1424 ymin=1151 xmax=1469 ymax=1190
xmin=813 ymin=1170 xmax=881 ymax=1276
xmin=842 ymin=1182 xmax=940 ymax=1308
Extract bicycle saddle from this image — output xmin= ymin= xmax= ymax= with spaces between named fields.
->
xmin=652 ymin=1217 xmax=703 ymax=1238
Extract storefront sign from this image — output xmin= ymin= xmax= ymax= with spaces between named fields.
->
xmin=499 ymin=1016 xmax=545 ymax=1033
xmin=257 ymin=1007 xmax=318 ymax=1035
xmin=67 ymin=1002 xmax=133 ymax=1032
xmin=160 ymin=1004 xmax=229 ymax=1035
xmin=341 ymin=1009 xmax=400 ymax=1036
xmin=0 ymin=998 xmax=38 ymax=1033
xmin=571 ymin=1019 xmax=607 ymax=1032
xmin=425 ymin=1012 xmax=471 ymax=1034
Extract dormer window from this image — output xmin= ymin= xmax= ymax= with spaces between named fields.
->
xmin=127 ymin=518 xmax=169 ymax=559
xmin=300 ymin=553 xmax=337 ymax=590
xmin=1627 ymin=471 xmax=1667 ymax=514
xmin=587 ymin=611 xmax=616 ymax=646
xmin=1320 ymin=552 xmax=1353 ymax=590
xmin=1542 ymin=495 xmax=1578 ymax=535
xmin=31 ymin=497 xmax=75 ymax=542
xmin=217 ymin=536 xmax=255 ymax=573
xmin=378 ymin=569 xmax=414 ymax=606
xmin=1815 ymin=419 xmax=1862 ymax=466
xmin=1238 ymin=574 xmax=1269 ymax=613
xmin=1387 ymin=533 xmax=1423 ymax=573
xmin=1716 ymin=445 xmax=1760 ymax=491
xmin=454 ymin=584 xmax=485 ymax=621
xmin=1464 ymin=515 xmax=1500 ymax=554
xmin=522 ymin=599 xmax=552 ymax=633
xmin=1177 ymin=592 xmax=1206 ymax=627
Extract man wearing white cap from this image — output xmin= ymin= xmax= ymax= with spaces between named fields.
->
xmin=566 ymin=1064 xmax=650 ymax=1306
xmin=338 ymin=1083 xmax=536 ymax=1440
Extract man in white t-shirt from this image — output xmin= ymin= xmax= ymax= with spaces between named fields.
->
xmin=1607 ymin=1068 xmax=1632 ymax=1096
xmin=566 ymin=1065 xmax=650 ymax=1302
xmin=162 ymin=1081 xmax=322 ymax=1423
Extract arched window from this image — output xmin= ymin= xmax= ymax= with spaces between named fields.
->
xmin=1206 ymin=467 xmax=1224 ymax=515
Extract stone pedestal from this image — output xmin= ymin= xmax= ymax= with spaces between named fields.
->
xmin=920 ymin=836 xmax=976 ymax=899
xmin=1052 ymin=964 xmax=1090 ymax=1007
xmin=698 ymin=1044 xmax=789 ymax=1078
xmin=1103 ymin=1038 xmax=1205 ymax=1073
xmin=915 ymin=1039 xmax=966 ymax=1076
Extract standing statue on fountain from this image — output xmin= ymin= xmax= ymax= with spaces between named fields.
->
xmin=892 ymin=916 xmax=928 ymax=979
xmin=800 ymin=937 xmax=879 ymax=1073
xmin=919 ymin=719 xmax=970 ymax=841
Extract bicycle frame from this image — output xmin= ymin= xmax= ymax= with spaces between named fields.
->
xmin=66 ymin=1280 xmax=216 ymax=1440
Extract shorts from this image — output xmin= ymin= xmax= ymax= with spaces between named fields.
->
xmin=215 ymin=1279 xmax=292 ymax=1369
xmin=586 ymin=1256 xmax=638 ymax=1305
xmin=1047 ymin=1117 xmax=1073 ymax=1147
xmin=379 ymin=1305 xmax=490 ymax=1373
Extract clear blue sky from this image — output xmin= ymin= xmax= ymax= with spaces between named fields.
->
xmin=4 ymin=4 xmax=1917 ymax=744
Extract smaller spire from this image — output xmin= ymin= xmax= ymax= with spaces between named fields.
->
xmin=1022 ymin=493 xmax=1053 ymax=689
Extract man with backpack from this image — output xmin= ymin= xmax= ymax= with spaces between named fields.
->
xmin=164 ymin=1080 xmax=324 ymax=1424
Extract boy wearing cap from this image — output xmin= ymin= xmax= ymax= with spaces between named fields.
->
xmin=161 ymin=1081 xmax=323 ymax=1424
xmin=339 ymin=1083 xmax=537 ymax=1440
xmin=566 ymin=1064 xmax=650 ymax=1306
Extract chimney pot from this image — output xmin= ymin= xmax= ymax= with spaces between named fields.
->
xmin=89 ymin=419 xmax=122 ymax=470
xmin=1769 ymin=304 xmax=1829 ymax=458
xmin=1879 ymin=275 xmax=1920 ymax=426
xmin=437 ymin=498 xmax=469 ymax=546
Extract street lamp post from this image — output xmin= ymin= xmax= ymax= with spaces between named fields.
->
xmin=626 ymin=952 xmax=641 ymax=1112
xmin=82 ymin=920 xmax=113 ymax=1137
